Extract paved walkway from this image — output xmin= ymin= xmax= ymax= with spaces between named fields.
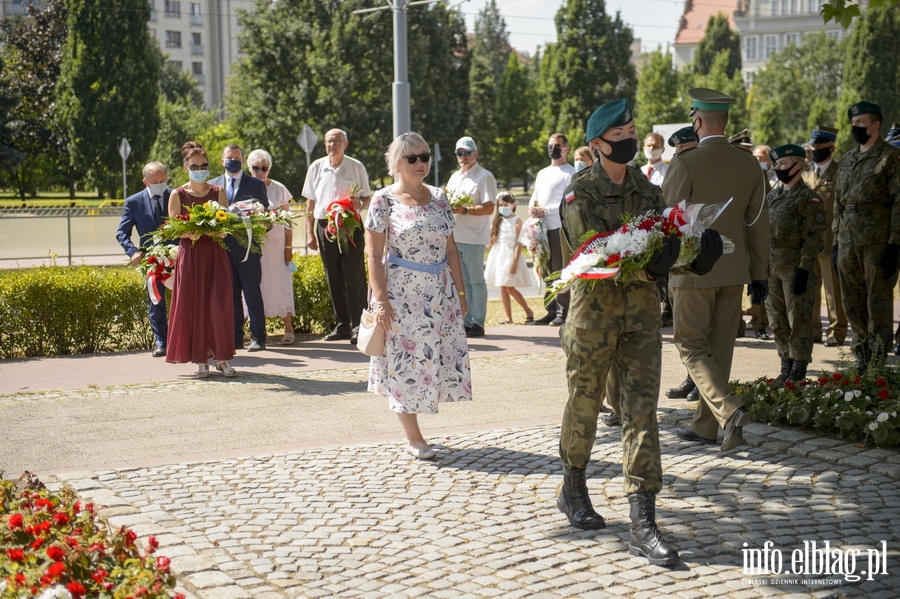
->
xmin=3 ymin=324 xmax=900 ymax=598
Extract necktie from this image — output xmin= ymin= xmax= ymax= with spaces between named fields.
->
xmin=228 ymin=178 xmax=236 ymax=204
xmin=646 ymin=166 xmax=653 ymax=181
xmin=151 ymin=195 xmax=162 ymax=222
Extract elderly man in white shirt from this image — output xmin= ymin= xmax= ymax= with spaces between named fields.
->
xmin=640 ymin=132 xmax=668 ymax=186
xmin=528 ymin=132 xmax=576 ymax=326
xmin=303 ymin=128 xmax=372 ymax=344
xmin=447 ymin=136 xmax=497 ymax=338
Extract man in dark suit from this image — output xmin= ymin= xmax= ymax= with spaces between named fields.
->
xmin=116 ymin=161 xmax=171 ymax=357
xmin=209 ymin=143 xmax=270 ymax=351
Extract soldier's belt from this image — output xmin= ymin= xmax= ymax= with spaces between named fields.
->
xmin=770 ymin=238 xmax=802 ymax=249
xmin=844 ymin=202 xmax=891 ymax=214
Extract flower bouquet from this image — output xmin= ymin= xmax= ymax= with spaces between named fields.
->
xmin=518 ymin=212 xmax=550 ymax=275
xmin=546 ymin=199 xmax=735 ymax=300
xmin=136 ymin=244 xmax=178 ymax=305
xmin=324 ymin=183 xmax=362 ymax=253
xmin=445 ymin=189 xmax=473 ymax=210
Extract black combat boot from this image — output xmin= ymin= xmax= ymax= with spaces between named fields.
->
xmin=628 ymin=493 xmax=680 ymax=566
xmin=787 ymin=360 xmax=808 ymax=383
xmin=665 ymin=377 xmax=696 ymax=399
xmin=557 ymin=466 xmax=606 ymax=530
xmin=773 ymin=357 xmax=794 ymax=385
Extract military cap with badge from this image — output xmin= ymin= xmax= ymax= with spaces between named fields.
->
xmin=688 ymin=88 xmax=736 ymax=116
xmin=769 ymin=144 xmax=809 ymax=187
xmin=728 ymin=128 xmax=755 ymax=153
xmin=584 ymin=99 xmax=637 ymax=165
xmin=668 ymin=126 xmax=696 ymax=147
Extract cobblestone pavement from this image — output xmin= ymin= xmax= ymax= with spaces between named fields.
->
xmin=50 ymin=413 xmax=900 ymax=599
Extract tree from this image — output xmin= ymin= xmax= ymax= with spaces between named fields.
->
xmin=835 ymin=3 xmax=900 ymax=152
xmin=692 ymin=13 xmax=741 ymax=79
xmin=56 ymin=0 xmax=161 ymax=198
xmin=683 ymin=53 xmax=748 ymax=138
xmin=634 ymin=49 xmax=683 ymax=137
xmin=538 ymin=0 xmax=636 ymax=150
xmin=748 ymin=33 xmax=845 ymax=147
xmin=0 ymin=0 xmax=70 ymax=198
xmin=823 ymin=0 xmax=900 ymax=27
xmin=492 ymin=53 xmax=539 ymax=188
xmin=160 ymin=60 xmax=203 ymax=107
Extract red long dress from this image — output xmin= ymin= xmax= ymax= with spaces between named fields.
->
xmin=165 ymin=186 xmax=235 ymax=364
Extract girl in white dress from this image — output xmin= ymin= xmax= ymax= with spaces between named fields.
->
xmin=484 ymin=192 xmax=535 ymax=324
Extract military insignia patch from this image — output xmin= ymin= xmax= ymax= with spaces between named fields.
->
xmin=810 ymin=197 xmax=821 ymax=204
xmin=565 ymin=191 xmax=576 ymax=203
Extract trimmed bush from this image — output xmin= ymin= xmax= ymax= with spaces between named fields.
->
xmin=290 ymin=254 xmax=335 ymax=335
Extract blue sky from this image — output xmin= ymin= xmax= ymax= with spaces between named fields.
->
xmin=458 ymin=0 xmax=685 ymax=56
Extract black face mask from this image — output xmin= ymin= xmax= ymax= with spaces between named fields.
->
xmin=548 ymin=145 xmax=563 ymax=160
xmin=598 ymin=136 xmax=638 ymax=165
xmin=851 ymin=125 xmax=872 ymax=145
xmin=774 ymin=167 xmax=795 ymax=184
xmin=692 ymin=119 xmax=701 ymax=143
xmin=810 ymin=147 xmax=832 ymax=163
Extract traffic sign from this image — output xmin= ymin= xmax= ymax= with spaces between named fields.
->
xmin=296 ymin=125 xmax=318 ymax=153
xmin=118 ymin=137 xmax=132 ymax=161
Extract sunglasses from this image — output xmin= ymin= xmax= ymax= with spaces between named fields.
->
xmin=404 ymin=153 xmax=432 ymax=164
xmin=187 ymin=163 xmax=209 ymax=171
xmin=251 ymin=165 xmax=270 ymax=172
xmin=455 ymin=150 xmax=474 ymax=157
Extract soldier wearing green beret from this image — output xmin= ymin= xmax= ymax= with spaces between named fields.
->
xmin=668 ymin=126 xmax=698 ymax=154
xmin=556 ymin=98 xmax=724 ymax=567
xmin=765 ymin=144 xmax=826 ymax=383
xmin=833 ymin=101 xmax=900 ymax=370
xmin=661 ymin=88 xmax=769 ymax=452
xmin=802 ymin=125 xmax=847 ymax=349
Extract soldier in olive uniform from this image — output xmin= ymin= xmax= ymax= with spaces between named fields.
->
xmin=661 ymin=88 xmax=769 ymax=452
xmin=833 ymin=102 xmax=900 ymax=370
xmin=803 ymin=125 xmax=847 ymax=348
xmin=556 ymin=99 xmax=723 ymax=567
xmin=765 ymin=144 xmax=826 ymax=383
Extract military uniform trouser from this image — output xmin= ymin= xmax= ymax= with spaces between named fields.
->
xmin=812 ymin=251 xmax=847 ymax=343
xmin=767 ymin=266 xmax=818 ymax=363
xmin=672 ymin=286 xmax=745 ymax=440
xmin=559 ymin=325 xmax=662 ymax=495
xmin=838 ymin=243 xmax=898 ymax=355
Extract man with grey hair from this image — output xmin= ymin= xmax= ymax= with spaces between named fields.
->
xmin=116 ymin=161 xmax=172 ymax=357
xmin=303 ymin=128 xmax=372 ymax=344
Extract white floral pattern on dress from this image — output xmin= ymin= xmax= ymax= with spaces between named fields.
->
xmin=365 ymin=185 xmax=473 ymax=414
xmin=485 ymin=215 xmax=537 ymax=289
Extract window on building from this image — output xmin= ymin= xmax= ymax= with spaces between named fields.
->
xmin=191 ymin=32 xmax=201 ymax=45
xmin=781 ymin=0 xmax=789 ymax=14
xmin=189 ymin=2 xmax=200 ymax=15
xmin=784 ymin=33 xmax=799 ymax=46
xmin=808 ymin=0 xmax=823 ymax=13
xmin=169 ymin=60 xmax=182 ymax=70
xmin=790 ymin=0 xmax=798 ymax=13
xmin=764 ymin=35 xmax=778 ymax=59
xmin=165 ymin=30 xmax=181 ymax=48
xmin=164 ymin=0 xmax=180 ymax=18
xmin=771 ymin=0 xmax=780 ymax=15
xmin=744 ymin=71 xmax=755 ymax=87
xmin=745 ymin=36 xmax=758 ymax=61
xmin=192 ymin=62 xmax=203 ymax=75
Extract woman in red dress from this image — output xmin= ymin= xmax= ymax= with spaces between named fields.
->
xmin=165 ymin=141 xmax=237 ymax=377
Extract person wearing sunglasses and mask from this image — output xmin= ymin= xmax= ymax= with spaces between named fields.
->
xmin=765 ymin=144 xmax=826 ymax=384
xmin=556 ymin=99 xmax=724 ymax=567
xmin=661 ymin=88 xmax=769 ymax=453
xmin=446 ymin=136 xmax=497 ymax=338
xmin=302 ymin=128 xmax=373 ymax=345
xmin=802 ymin=125 xmax=847 ymax=350
xmin=364 ymin=132 xmax=471 ymax=460
xmin=833 ymin=101 xmax=900 ymax=371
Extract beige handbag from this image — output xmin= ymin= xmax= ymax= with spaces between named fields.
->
xmin=357 ymin=195 xmax=389 ymax=356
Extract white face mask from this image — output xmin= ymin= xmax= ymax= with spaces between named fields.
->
xmin=644 ymin=148 xmax=663 ymax=161
xmin=759 ymin=161 xmax=769 ymax=171
xmin=498 ymin=206 xmax=513 ymax=217
xmin=147 ymin=182 xmax=167 ymax=197
xmin=574 ymin=160 xmax=587 ymax=172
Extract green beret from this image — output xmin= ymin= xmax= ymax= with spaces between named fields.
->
xmin=847 ymin=101 xmax=882 ymax=121
xmin=688 ymin=88 xmax=735 ymax=115
xmin=668 ymin=126 xmax=696 ymax=147
xmin=808 ymin=125 xmax=838 ymax=145
xmin=586 ymin=99 xmax=634 ymax=142
xmin=769 ymin=144 xmax=806 ymax=162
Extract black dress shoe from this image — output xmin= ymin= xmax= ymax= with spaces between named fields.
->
xmin=675 ymin=428 xmax=717 ymax=445
xmin=151 ymin=346 xmax=166 ymax=358
xmin=600 ymin=412 xmax=621 ymax=427
xmin=721 ymin=407 xmax=750 ymax=451
xmin=466 ymin=323 xmax=485 ymax=338
xmin=324 ymin=331 xmax=353 ymax=341
xmin=532 ymin=313 xmax=556 ymax=325
xmin=666 ymin=377 xmax=696 ymax=398
xmin=350 ymin=334 xmax=358 ymax=345
xmin=755 ymin=329 xmax=770 ymax=340
xmin=894 ymin=342 xmax=900 ymax=356
xmin=686 ymin=387 xmax=700 ymax=401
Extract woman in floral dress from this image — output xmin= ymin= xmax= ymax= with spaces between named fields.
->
xmin=365 ymin=132 xmax=472 ymax=460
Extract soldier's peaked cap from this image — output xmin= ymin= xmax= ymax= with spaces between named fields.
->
xmin=769 ymin=144 xmax=806 ymax=162
xmin=728 ymin=128 xmax=754 ymax=148
xmin=585 ymin=99 xmax=634 ymax=142
xmin=808 ymin=125 xmax=838 ymax=145
xmin=688 ymin=88 xmax=735 ymax=116
xmin=847 ymin=101 xmax=882 ymax=121
xmin=668 ymin=126 xmax=696 ymax=147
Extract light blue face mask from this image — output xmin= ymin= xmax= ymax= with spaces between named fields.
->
xmin=499 ymin=206 xmax=513 ymax=217
xmin=189 ymin=169 xmax=209 ymax=183
xmin=574 ymin=160 xmax=587 ymax=172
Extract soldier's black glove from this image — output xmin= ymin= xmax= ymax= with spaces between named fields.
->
xmin=879 ymin=244 xmax=900 ymax=280
xmin=792 ymin=267 xmax=810 ymax=295
xmin=748 ymin=279 xmax=769 ymax=305
xmin=647 ymin=234 xmax=681 ymax=280
xmin=831 ymin=244 xmax=839 ymax=273
xmin=689 ymin=229 xmax=724 ymax=275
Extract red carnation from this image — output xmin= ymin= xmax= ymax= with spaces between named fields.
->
xmin=6 ymin=548 xmax=25 ymax=561
xmin=7 ymin=513 xmax=24 ymax=528
xmin=879 ymin=389 xmax=890 ymax=400
xmin=47 ymin=562 xmax=65 ymax=577
xmin=832 ymin=373 xmax=842 ymax=380
xmin=877 ymin=377 xmax=888 ymax=387
xmin=67 ymin=582 xmax=86 ymax=598
xmin=73 ymin=501 xmax=81 ymax=514
xmin=607 ymin=253 xmax=621 ymax=266
xmin=47 ymin=545 xmax=65 ymax=562
xmin=818 ymin=377 xmax=829 ymax=385
xmin=638 ymin=218 xmax=654 ymax=231
xmin=31 ymin=537 xmax=45 ymax=550
xmin=53 ymin=512 xmax=70 ymax=526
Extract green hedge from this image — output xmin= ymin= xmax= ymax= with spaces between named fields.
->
xmin=0 ymin=254 xmax=333 ymax=358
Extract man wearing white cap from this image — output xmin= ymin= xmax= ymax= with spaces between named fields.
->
xmin=446 ymin=136 xmax=497 ymax=338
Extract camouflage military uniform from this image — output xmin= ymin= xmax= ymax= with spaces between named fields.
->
xmin=558 ymin=161 xmax=665 ymax=495
xmin=765 ymin=181 xmax=825 ymax=362
xmin=834 ymin=138 xmax=900 ymax=356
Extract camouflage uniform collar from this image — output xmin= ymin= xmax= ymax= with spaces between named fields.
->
xmin=850 ymin=136 xmax=889 ymax=160
xmin=584 ymin=164 xmax=641 ymax=198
